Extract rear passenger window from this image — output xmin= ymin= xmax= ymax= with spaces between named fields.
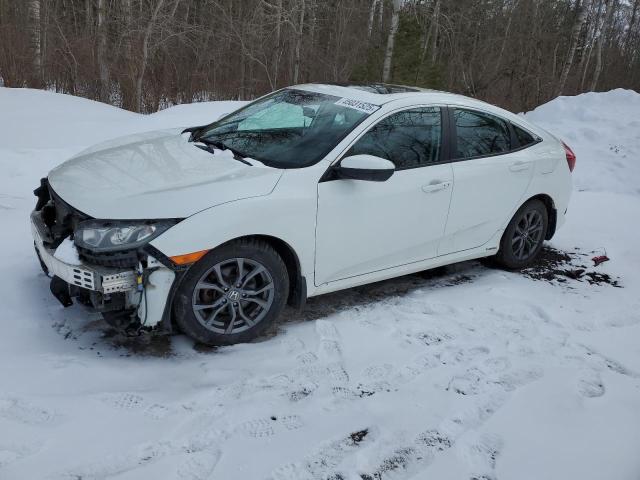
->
xmin=454 ymin=109 xmax=511 ymax=159
xmin=512 ymin=124 xmax=536 ymax=148
xmin=347 ymin=107 xmax=441 ymax=169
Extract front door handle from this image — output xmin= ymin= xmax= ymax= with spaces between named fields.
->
xmin=509 ymin=161 xmax=531 ymax=172
xmin=422 ymin=181 xmax=451 ymax=194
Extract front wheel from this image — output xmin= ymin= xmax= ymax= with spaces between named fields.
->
xmin=495 ymin=199 xmax=548 ymax=269
xmin=174 ymin=239 xmax=289 ymax=346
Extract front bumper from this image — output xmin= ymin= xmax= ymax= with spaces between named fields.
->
xmin=31 ymin=210 xmax=136 ymax=294
xmin=31 ymin=208 xmax=177 ymax=330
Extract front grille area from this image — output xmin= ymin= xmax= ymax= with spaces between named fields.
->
xmin=77 ymin=246 xmax=139 ymax=269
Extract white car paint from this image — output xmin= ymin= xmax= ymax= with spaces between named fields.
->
xmin=41 ymin=84 xmax=573 ymax=326
xmin=47 ymin=129 xmax=283 ymax=219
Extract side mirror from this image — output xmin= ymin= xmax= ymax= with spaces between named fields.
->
xmin=334 ymin=154 xmax=395 ymax=182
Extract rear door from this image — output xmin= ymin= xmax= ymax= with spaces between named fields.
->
xmin=315 ymin=106 xmax=453 ymax=285
xmin=439 ymin=107 xmax=534 ymax=255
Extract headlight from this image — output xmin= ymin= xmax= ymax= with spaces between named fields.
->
xmin=74 ymin=220 xmax=177 ymax=252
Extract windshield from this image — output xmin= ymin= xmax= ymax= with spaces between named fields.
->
xmin=195 ymin=89 xmax=377 ymax=168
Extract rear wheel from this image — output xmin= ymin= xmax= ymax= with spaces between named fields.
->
xmin=174 ymin=239 xmax=289 ymax=346
xmin=495 ymin=199 xmax=548 ymax=269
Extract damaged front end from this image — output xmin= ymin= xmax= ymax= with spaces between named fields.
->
xmin=31 ymin=178 xmax=181 ymax=333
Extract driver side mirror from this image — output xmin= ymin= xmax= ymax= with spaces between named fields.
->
xmin=333 ymin=154 xmax=395 ymax=182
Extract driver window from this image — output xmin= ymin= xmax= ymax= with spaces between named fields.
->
xmin=346 ymin=107 xmax=442 ymax=170
xmin=454 ymin=108 xmax=511 ymax=159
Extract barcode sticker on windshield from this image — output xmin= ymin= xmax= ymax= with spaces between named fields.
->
xmin=334 ymin=98 xmax=380 ymax=114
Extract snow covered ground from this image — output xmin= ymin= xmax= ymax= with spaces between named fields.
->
xmin=0 ymin=88 xmax=639 ymax=480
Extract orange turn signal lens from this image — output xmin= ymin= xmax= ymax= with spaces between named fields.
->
xmin=169 ymin=249 xmax=209 ymax=265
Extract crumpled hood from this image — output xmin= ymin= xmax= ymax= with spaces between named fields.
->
xmin=48 ymin=129 xmax=283 ymax=219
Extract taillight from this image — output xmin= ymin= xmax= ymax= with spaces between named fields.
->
xmin=562 ymin=142 xmax=576 ymax=172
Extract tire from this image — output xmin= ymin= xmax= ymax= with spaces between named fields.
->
xmin=174 ymin=239 xmax=289 ymax=346
xmin=495 ymin=199 xmax=548 ymax=269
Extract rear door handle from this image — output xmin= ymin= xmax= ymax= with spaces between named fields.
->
xmin=422 ymin=181 xmax=451 ymax=194
xmin=509 ymin=161 xmax=531 ymax=172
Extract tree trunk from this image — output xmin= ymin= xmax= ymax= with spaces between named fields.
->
xmin=382 ymin=0 xmax=401 ymax=83
xmin=135 ymin=0 xmax=165 ymax=112
xmin=293 ymin=0 xmax=306 ymax=84
xmin=580 ymin=0 xmax=604 ymax=91
xmin=28 ymin=0 xmax=42 ymax=85
xmin=492 ymin=0 xmax=518 ymax=80
xmin=557 ymin=0 xmax=591 ymax=95
xmin=96 ymin=0 xmax=109 ymax=102
xmin=367 ymin=0 xmax=379 ymax=38
xmin=590 ymin=0 xmax=616 ymax=91
xmin=121 ymin=0 xmax=134 ymax=110
xmin=625 ymin=0 xmax=639 ymax=57
xmin=430 ymin=0 xmax=440 ymax=63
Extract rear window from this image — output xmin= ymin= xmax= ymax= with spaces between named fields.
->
xmin=513 ymin=124 xmax=537 ymax=148
xmin=454 ymin=109 xmax=511 ymax=159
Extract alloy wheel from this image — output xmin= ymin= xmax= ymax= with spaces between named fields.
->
xmin=191 ymin=257 xmax=275 ymax=334
xmin=511 ymin=210 xmax=544 ymax=261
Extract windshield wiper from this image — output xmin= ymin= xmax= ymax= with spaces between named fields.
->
xmin=196 ymin=138 xmax=252 ymax=166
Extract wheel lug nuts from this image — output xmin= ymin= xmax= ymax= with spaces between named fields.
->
xmin=236 ymin=283 xmax=241 ymax=288
xmin=222 ymin=299 xmax=227 ymax=303
xmin=242 ymin=293 xmax=247 ymax=298
xmin=224 ymin=287 xmax=229 ymax=292
xmin=233 ymin=302 xmax=238 ymax=307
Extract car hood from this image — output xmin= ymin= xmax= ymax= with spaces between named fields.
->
xmin=48 ymin=129 xmax=283 ymax=219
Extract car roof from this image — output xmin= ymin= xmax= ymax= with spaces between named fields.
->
xmin=291 ymin=82 xmax=543 ymax=136
xmin=293 ymin=82 xmax=488 ymax=108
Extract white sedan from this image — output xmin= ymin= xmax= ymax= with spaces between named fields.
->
xmin=31 ymin=83 xmax=574 ymax=345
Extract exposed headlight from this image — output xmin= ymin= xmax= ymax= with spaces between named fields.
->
xmin=74 ymin=220 xmax=178 ymax=252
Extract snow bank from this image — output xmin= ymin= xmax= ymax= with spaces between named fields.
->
xmin=524 ymin=88 xmax=640 ymax=195
xmin=0 ymin=87 xmax=244 ymax=149
xmin=0 ymin=87 xmax=638 ymax=480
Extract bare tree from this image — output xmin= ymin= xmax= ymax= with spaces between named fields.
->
xmin=382 ymin=0 xmax=402 ymax=82
xmin=96 ymin=0 xmax=109 ymax=102
xmin=3 ymin=0 xmax=640 ymax=113
xmin=28 ymin=0 xmax=42 ymax=84
xmin=135 ymin=0 xmax=166 ymax=112
xmin=293 ymin=0 xmax=306 ymax=84
xmin=367 ymin=0 xmax=380 ymax=38
xmin=590 ymin=0 xmax=617 ymax=90
xmin=557 ymin=0 xmax=591 ymax=95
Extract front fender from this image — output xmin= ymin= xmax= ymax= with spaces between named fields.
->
xmin=149 ymin=188 xmax=317 ymax=284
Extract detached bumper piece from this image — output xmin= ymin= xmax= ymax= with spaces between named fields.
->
xmin=31 ymin=211 xmax=137 ymax=307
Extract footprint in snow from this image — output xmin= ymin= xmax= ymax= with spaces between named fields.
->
xmin=577 ymin=369 xmax=605 ymax=398
xmin=359 ymin=429 xmax=453 ymax=479
xmin=288 ymin=380 xmax=319 ymax=402
xmin=239 ymin=415 xmax=303 ymax=438
xmin=320 ymin=339 xmax=342 ymax=358
xmin=491 ymin=366 xmax=544 ymax=392
xmin=296 ymin=351 xmax=318 ymax=365
xmin=101 ymin=392 xmax=146 ymax=410
xmin=280 ymin=336 xmax=306 ymax=354
xmin=581 ymin=346 xmax=639 ymax=378
xmin=315 ymin=319 xmax=340 ymax=340
xmin=458 ymin=432 xmax=503 ymax=479
xmin=176 ymin=450 xmax=221 ymax=480
xmin=269 ymin=428 xmax=370 ymax=480
xmin=0 ymin=441 xmax=42 ymax=469
xmin=0 ymin=397 xmax=60 ymax=426
xmin=100 ymin=392 xmax=175 ymax=420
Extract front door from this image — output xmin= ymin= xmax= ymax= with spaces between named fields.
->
xmin=315 ymin=107 xmax=453 ymax=286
